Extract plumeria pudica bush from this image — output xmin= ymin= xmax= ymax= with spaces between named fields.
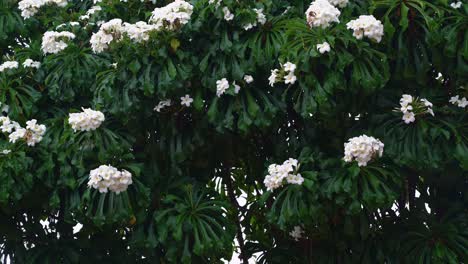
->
xmin=0 ymin=0 xmax=467 ymax=263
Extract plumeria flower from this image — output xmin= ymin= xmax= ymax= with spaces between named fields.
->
xmin=450 ymin=1 xmax=462 ymax=9
xmin=268 ymin=69 xmax=279 ymax=87
xmin=223 ymin=7 xmax=234 ymax=21
xmin=317 ymin=42 xmax=331 ymax=54
xmin=233 ymin=82 xmax=241 ymax=94
xmin=284 ymin=72 xmax=297 ymax=85
xmin=180 ymin=94 xmax=193 ymax=107
xmin=244 ymin=75 xmax=254 ymax=83
xmin=283 ymin=62 xmax=296 ymax=73
xmin=1 ymin=149 xmax=11 ymax=155
xmin=216 ymin=78 xmax=230 ymax=97
xmin=400 ymin=105 xmax=413 ymax=113
xmin=402 ymin=111 xmax=415 ymax=124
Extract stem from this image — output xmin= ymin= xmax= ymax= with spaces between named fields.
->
xmin=224 ymin=169 xmax=249 ymax=264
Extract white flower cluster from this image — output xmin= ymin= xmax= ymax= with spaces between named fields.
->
xmin=90 ymin=19 xmax=124 ymax=53
xmin=346 ymin=15 xmax=384 ymax=43
xmin=450 ymin=2 xmax=462 ymax=9
xmin=269 ymin=62 xmax=297 ymax=87
xmin=68 ymin=108 xmax=105 ymax=132
xmin=327 ymin=0 xmax=348 ymax=8
xmin=41 ymin=31 xmax=76 ymax=54
xmin=0 ymin=116 xmax=21 ymax=134
xmin=91 ymin=1 xmax=192 ymax=53
xmin=0 ymin=61 xmax=19 ymax=72
xmin=123 ymin=21 xmax=156 ymax=43
xmin=317 ymin=41 xmax=331 ymax=54
xmin=154 ymin=99 xmax=172 ymax=112
xmin=23 ymin=59 xmax=41 ymax=69
xmin=1 ymin=117 xmax=46 ymax=146
xmin=289 ymin=226 xmax=304 ymax=241
xmin=263 ymin=158 xmax=304 ymax=191
xmin=398 ymin=94 xmax=434 ymax=124
xmin=18 ymin=0 xmax=67 ymax=19
xmin=344 ymin=135 xmax=384 ymax=167
xmin=88 ymin=165 xmax=133 ymax=194
xmin=149 ymin=0 xmax=193 ymax=30
xmin=215 ymin=78 xmax=242 ymax=97
xmin=243 ymin=8 xmax=267 ymax=30
xmin=449 ymin=95 xmax=467 ymax=108
xmin=79 ymin=5 xmax=102 ymax=20
xmin=305 ymin=0 xmax=340 ymax=29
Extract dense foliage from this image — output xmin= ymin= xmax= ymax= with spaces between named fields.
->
xmin=0 ymin=0 xmax=467 ymax=263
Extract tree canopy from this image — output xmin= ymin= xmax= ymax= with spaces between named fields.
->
xmin=0 ymin=0 xmax=467 ymax=263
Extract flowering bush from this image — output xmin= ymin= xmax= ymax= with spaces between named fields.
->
xmin=0 ymin=0 xmax=467 ymax=263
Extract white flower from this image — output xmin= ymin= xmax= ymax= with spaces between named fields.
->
xmin=402 ymin=111 xmax=415 ymax=124
xmin=400 ymin=104 xmax=413 ymax=113
xmin=450 ymin=95 xmax=468 ymax=108
xmin=216 ymin=78 xmax=230 ymax=97
xmin=154 ymin=99 xmax=172 ymax=112
xmin=149 ymin=0 xmax=193 ymax=30
xmin=18 ymin=0 xmax=44 ymax=19
xmin=243 ymin=23 xmax=254 ymax=30
xmin=4 ymin=118 xmax=45 ymax=146
xmin=41 ymin=31 xmax=75 ymax=54
xmin=90 ymin=19 xmax=123 ymax=53
xmin=305 ymin=0 xmax=341 ymax=29
xmin=223 ymin=7 xmax=234 ymax=21
xmin=88 ymin=165 xmax=133 ymax=194
xmin=283 ymin=62 xmax=296 ymax=73
xmin=0 ymin=117 xmax=21 ymax=133
xmin=449 ymin=95 xmax=460 ymax=104
xmin=450 ymin=2 xmax=462 ymax=9
xmin=0 ymin=61 xmax=19 ymax=72
xmin=398 ymin=95 xmax=434 ymax=123
xmin=180 ymin=94 xmax=193 ymax=106
xmin=68 ymin=108 xmax=105 ymax=132
xmin=458 ymin=97 xmax=468 ymax=108
xmin=80 ymin=5 xmax=101 ymax=20
xmin=344 ymin=135 xmax=384 ymax=167
xmin=1 ymin=149 xmax=11 ymax=155
xmin=208 ymin=0 xmax=221 ymax=8
xmin=284 ymin=72 xmax=297 ymax=85
xmin=0 ymin=103 xmax=9 ymax=113
xmin=23 ymin=59 xmax=41 ymax=69
xmin=244 ymin=75 xmax=254 ymax=84
xmin=47 ymin=0 xmax=67 ymax=7
xmin=254 ymin=8 xmax=267 ymax=25
xmin=289 ymin=226 xmax=304 ymax=241
xmin=268 ymin=69 xmax=279 ymax=87
xmin=400 ymin=94 xmax=413 ymax=106
xmin=18 ymin=0 xmax=66 ymax=19
xmin=264 ymin=158 xmax=301 ymax=191
xmin=316 ymin=41 xmax=331 ymax=54
xmin=123 ymin=21 xmax=156 ymax=43
xmin=233 ymin=82 xmax=241 ymax=94
xmin=327 ymin=0 xmax=348 ymax=8
xmin=9 ymin=128 xmax=27 ymax=144
xmin=24 ymin=119 xmax=46 ymax=146
xmin=420 ymin=98 xmax=433 ymax=108
xmin=346 ymin=15 xmax=384 ymax=43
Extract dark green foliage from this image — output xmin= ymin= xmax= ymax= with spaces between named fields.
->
xmin=0 ymin=0 xmax=467 ymax=263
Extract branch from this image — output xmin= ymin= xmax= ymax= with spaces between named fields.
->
xmin=224 ymin=169 xmax=249 ymax=264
